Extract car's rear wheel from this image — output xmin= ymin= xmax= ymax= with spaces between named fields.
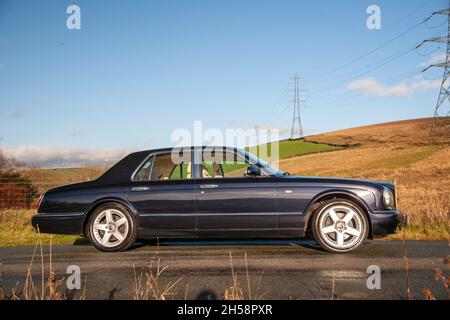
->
xmin=87 ymin=203 xmax=137 ymax=252
xmin=311 ymin=199 xmax=369 ymax=253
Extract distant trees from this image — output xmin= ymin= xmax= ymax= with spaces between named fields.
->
xmin=0 ymin=151 xmax=26 ymax=171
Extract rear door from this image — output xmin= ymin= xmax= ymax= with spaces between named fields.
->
xmin=127 ymin=149 xmax=197 ymax=236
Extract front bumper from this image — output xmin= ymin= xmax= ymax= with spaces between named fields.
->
xmin=369 ymin=210 xmax=407 ymax=236
xmin=31 ymin=213 xmax=85 ymax=235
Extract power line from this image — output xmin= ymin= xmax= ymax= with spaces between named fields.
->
xmin=312 ymin=41 xmax=419 ymax=86
xmin=261 ymin=84 xmax=289 ymax=123
xmin=305 ymin=69 xmax=422 ymax=109
xmin=309 ymin=19 xmax=427 ymax=81
xmin=310 ymin=46 xmax=417 ymax=95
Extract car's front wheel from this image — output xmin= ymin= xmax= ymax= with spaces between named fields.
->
xmin=86 ymin=203 xmax=137 ymax=252
xmin=311 ymin=199 xmax=369 ymax=253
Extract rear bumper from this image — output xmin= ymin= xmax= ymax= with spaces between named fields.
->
xmin=369 ymin=210 xmax=407 ymax=236
xmin=31 ymin=213 xmax=84 ymax=235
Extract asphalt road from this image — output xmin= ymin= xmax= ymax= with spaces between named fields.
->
xmin=0 ymin=240 xmax=448 ymax=300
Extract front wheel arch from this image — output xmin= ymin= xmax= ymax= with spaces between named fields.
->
xmin=310 ymin=198 xmax=369 ymax=253
xmin=304 ymin=192 xmax=372 ymax=238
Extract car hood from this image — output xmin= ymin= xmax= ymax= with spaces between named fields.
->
xmin=280 ymin=175 xmax=395 ymax=190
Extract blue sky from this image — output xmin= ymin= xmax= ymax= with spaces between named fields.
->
xmin=0 ymin=0 xmax=448 ymax=166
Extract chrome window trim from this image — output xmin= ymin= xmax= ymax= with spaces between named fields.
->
xmin=130 ymin=152 xmax=155 ymax=182
xmin=130 ymin=147 xmax=272 ymax=182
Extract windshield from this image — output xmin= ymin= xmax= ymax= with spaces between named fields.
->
xmin=244 ymin=151 xmax=284 ymax=176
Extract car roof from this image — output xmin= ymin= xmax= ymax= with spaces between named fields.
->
xmin=96 ymin=146 xmax=246 ymax=184
xmin=132 ymin=146 xmax=243 ymax=154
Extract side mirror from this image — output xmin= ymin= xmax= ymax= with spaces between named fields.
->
xmin=246 ymin=165 xmax=261 ymax=177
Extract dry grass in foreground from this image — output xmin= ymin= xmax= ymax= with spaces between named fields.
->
xmin=0 ymin=235 xmax=86 ymax=300
xmin=132 ymin=257 xmax=183 ymax=300
xmin=423 ymin=253 xmax=450 ymax=300
xmin=224 ymin=252 xmax=264 ymax=300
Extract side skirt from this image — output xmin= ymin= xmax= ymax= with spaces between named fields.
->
xmin=137 ymin=228 xmax=305 ymax=239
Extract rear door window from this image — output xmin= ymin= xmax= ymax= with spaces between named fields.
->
xmin=133 ymin=152 xmax=192 ymax=181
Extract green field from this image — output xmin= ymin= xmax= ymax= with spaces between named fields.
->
xmin=255 ymin=139 xmax=340 ymax=161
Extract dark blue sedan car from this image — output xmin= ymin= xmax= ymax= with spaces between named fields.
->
xmin=32 ymin=146 xmax=406 ymax=253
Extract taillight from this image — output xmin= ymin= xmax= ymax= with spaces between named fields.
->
xmin=36 ymin=194 xmax=45 ymax=210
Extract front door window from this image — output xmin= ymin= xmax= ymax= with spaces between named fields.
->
xmin=200 ymin=150 xmax=248 ymax=179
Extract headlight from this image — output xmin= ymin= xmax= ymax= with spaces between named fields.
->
xmin=382 ymin=187 xmax=394 ymax=209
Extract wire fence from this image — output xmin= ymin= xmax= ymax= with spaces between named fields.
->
xmin=0 ymin=183 xmax=34 ymax=209
xmin=0 ymin=168 xmax=106 ymax=210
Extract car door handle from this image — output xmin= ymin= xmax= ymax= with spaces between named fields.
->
xmin=131 ymin=186 xmax=150 ymax=192
xmin=200 ymin=184 xmax=218 ymax=189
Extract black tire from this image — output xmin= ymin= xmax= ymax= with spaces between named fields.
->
xmin=311 ymin=199 xmax=369 ymax=253
xmin=86 ymin=203 xmax=137 ymax=252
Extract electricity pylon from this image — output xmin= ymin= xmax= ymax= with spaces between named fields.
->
xmin=418 ymin=3 xmax=450 ymax=138
xmin=289 ymin=73 xmax=306 ymax=140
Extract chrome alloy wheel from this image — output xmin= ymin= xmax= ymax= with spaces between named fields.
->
xmin=91 ymin=209 xmax=129 ymax=248
xmin=318 ymin=204 xmax=365 ymax=250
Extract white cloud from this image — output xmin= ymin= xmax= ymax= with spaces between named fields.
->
xmin=420 ymin=52 xmax=446 ymax=69
xmin=346 ymin=77 xmax=441 ymax=97
xmin=0 ymin=146 xmax=132 ymax=168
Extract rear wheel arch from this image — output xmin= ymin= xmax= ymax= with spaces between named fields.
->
xmin=304 ymin=192 xmax=372 ymax=238
xmin=82 ymin=199 xmax=136 ymax=236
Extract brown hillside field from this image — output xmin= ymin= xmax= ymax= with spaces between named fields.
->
xmin=280 ymin=118 xmax=450 ymax=240
xmin=307 ymin=117 xmax=450 ymax=146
